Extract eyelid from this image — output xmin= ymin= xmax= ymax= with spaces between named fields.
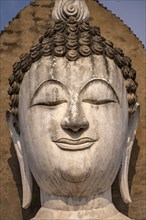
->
xmin=30 ymin=100 xmax=67 ymax=108
xmin=80 ymin=78 xmax=120 ymax=104
xmin=30 ymin=79 xmax=69 ymax=106
xmin=82 ymin=99 xmax=118 ymax=105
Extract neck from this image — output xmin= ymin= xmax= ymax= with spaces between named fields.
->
xmin=32 ymin=188 xmax=119 ymax=219
xmin=41 ymin=189 xmax=113 ymax=211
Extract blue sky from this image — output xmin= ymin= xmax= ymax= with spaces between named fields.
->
xmin=0 ymin=0 xmax=145 ymax=47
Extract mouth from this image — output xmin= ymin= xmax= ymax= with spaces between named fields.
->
xmin=53 ymin=138 xmax=97 ymax=151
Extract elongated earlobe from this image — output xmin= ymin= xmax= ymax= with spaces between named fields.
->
xmin=119 ymin=103 xmax=140 ymax=204
xmin=6 ymin=110 xmax=32 ymax=208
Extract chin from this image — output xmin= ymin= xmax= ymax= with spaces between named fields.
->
xmin=58 ymin=150 xmax=91 ymax=183
xmin=60 ymin=166 xmax=91 ymax=183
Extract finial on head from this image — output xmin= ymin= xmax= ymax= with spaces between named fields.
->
xmin=52 ymin=0 xmax=90 ymax=22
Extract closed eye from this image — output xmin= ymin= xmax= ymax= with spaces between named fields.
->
xmin=83 ymin=99 xmax=117 ymax=105
xmin=31 ymin=100 xmax=67 ymax=107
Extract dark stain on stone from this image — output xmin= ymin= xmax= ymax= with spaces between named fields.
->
xmin=29 ymin=26 xmax=40 ymax=33
xmin=3 ymin=42 xmax=19 ymax=49
xmin=91 ymin=54 xmax=96 ymax=76
xmin=16 ymin=31 xmax=22 ymax=35
xmin=44 ymin=23 xmax=52 ymax=29
xmin=89 ymin=17 xmax=94 ymax=22
xmin=48 ymin=14 xmax=52 ymax=19
xmin=33 ymin=17 xmax=43 ymax=22
xmin=30 ymin=2 xmax=39 ymax=7
xmin=3 ymin=29 xmax=13 ymax=34
xmin=48 ymin=2 xmax=55 ymax=8
xmin=132 ymin=48 xmax=139 ymax=52
xmin=32 ymin=12 xmax=36 ymax=17
xmin=0 ymin=30 xmax=5 ymax=35
xmin=103 ymin=54 xmax=110 ymax=75
xmin=0 ymin=29 xmax=13 ymax=35
xmin=41 ymin=3 xmax=54 ymax=8
xmin=0 ymin=48 xmax=4 ymax=53
xmin=15 ymin=12 xmax=21 ymax=19
xmin=119 ymin=36 xmax=126 ymax=42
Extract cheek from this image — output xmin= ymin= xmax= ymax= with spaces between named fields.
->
xmin=25 ymin=105 xmax=67 ymax=135
xmin=83 ymin=103 xmax=128 ymax=151
xmin=86 ymin=104 xmax=128 ymax=189
xmin=20 ymin=107 xmax=65 ymax=180
xmin=84 ymin=102 xmax=127 ymax=131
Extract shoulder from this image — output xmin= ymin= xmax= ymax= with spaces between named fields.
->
xmin=106 ymin=212 xmax=134 ymax=220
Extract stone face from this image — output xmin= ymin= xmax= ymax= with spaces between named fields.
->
xmin=19 ymin=55 xmax=128 ymax=195
xmin=0 ymin=0 xmax=145 ymax=220
xmin=14 ymin=54 xmax=138 ymax=219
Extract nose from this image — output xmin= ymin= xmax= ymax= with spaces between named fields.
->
xmin=61 ymin=105 xmax=89 ymax=133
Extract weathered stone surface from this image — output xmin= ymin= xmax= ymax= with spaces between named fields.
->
xmin=0 ymin=0 xmax=145 ymax=219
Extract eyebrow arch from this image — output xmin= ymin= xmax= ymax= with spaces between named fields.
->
xmin=80 ymin=78 xmax=120 ymax=103
xmin=30 ymin=79 xmax=69 ymax=105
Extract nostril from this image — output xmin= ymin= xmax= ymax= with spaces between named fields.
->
xmin=77 ymin=127 xmax=87 ymax=133
xmin=69 ymin=126 xmax=84 ymax=133
xmin=61 ymin=119 xmax=89 ymax=133
xmin=82 ymin=120 xmax=89 ymax=130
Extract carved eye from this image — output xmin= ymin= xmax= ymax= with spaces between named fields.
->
xmin=30 ymin=81 xmax=68 ymax=108
xmin=31 ymin=100 xmax=67 ymax=108
xmin=81 ymin=80 xmax=119 ymax=106
xmin=82 ymin=99 xmax=117 ymax=105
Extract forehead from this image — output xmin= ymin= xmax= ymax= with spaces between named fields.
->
xmin=21 ymin=55 xmax=125 ymax=99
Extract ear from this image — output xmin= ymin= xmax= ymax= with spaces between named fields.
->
xmin=119 ymin=103 xmax=140 ymax=204
xmin=6 ymin=110 xmax=32 ymax=209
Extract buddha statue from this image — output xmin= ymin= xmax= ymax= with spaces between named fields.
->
xmin=7 ymin=0 xmax=140 ymax=219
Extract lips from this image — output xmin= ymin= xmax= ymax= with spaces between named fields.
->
xmin=53 ymin=137 xmax=96 ymax=151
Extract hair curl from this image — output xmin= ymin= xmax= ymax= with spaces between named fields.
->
xmin=8 ymin=17 xmax=138 ymax=120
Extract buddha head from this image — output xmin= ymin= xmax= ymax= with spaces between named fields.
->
xmin=7 ymin=0 xmax=140 ymax=218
